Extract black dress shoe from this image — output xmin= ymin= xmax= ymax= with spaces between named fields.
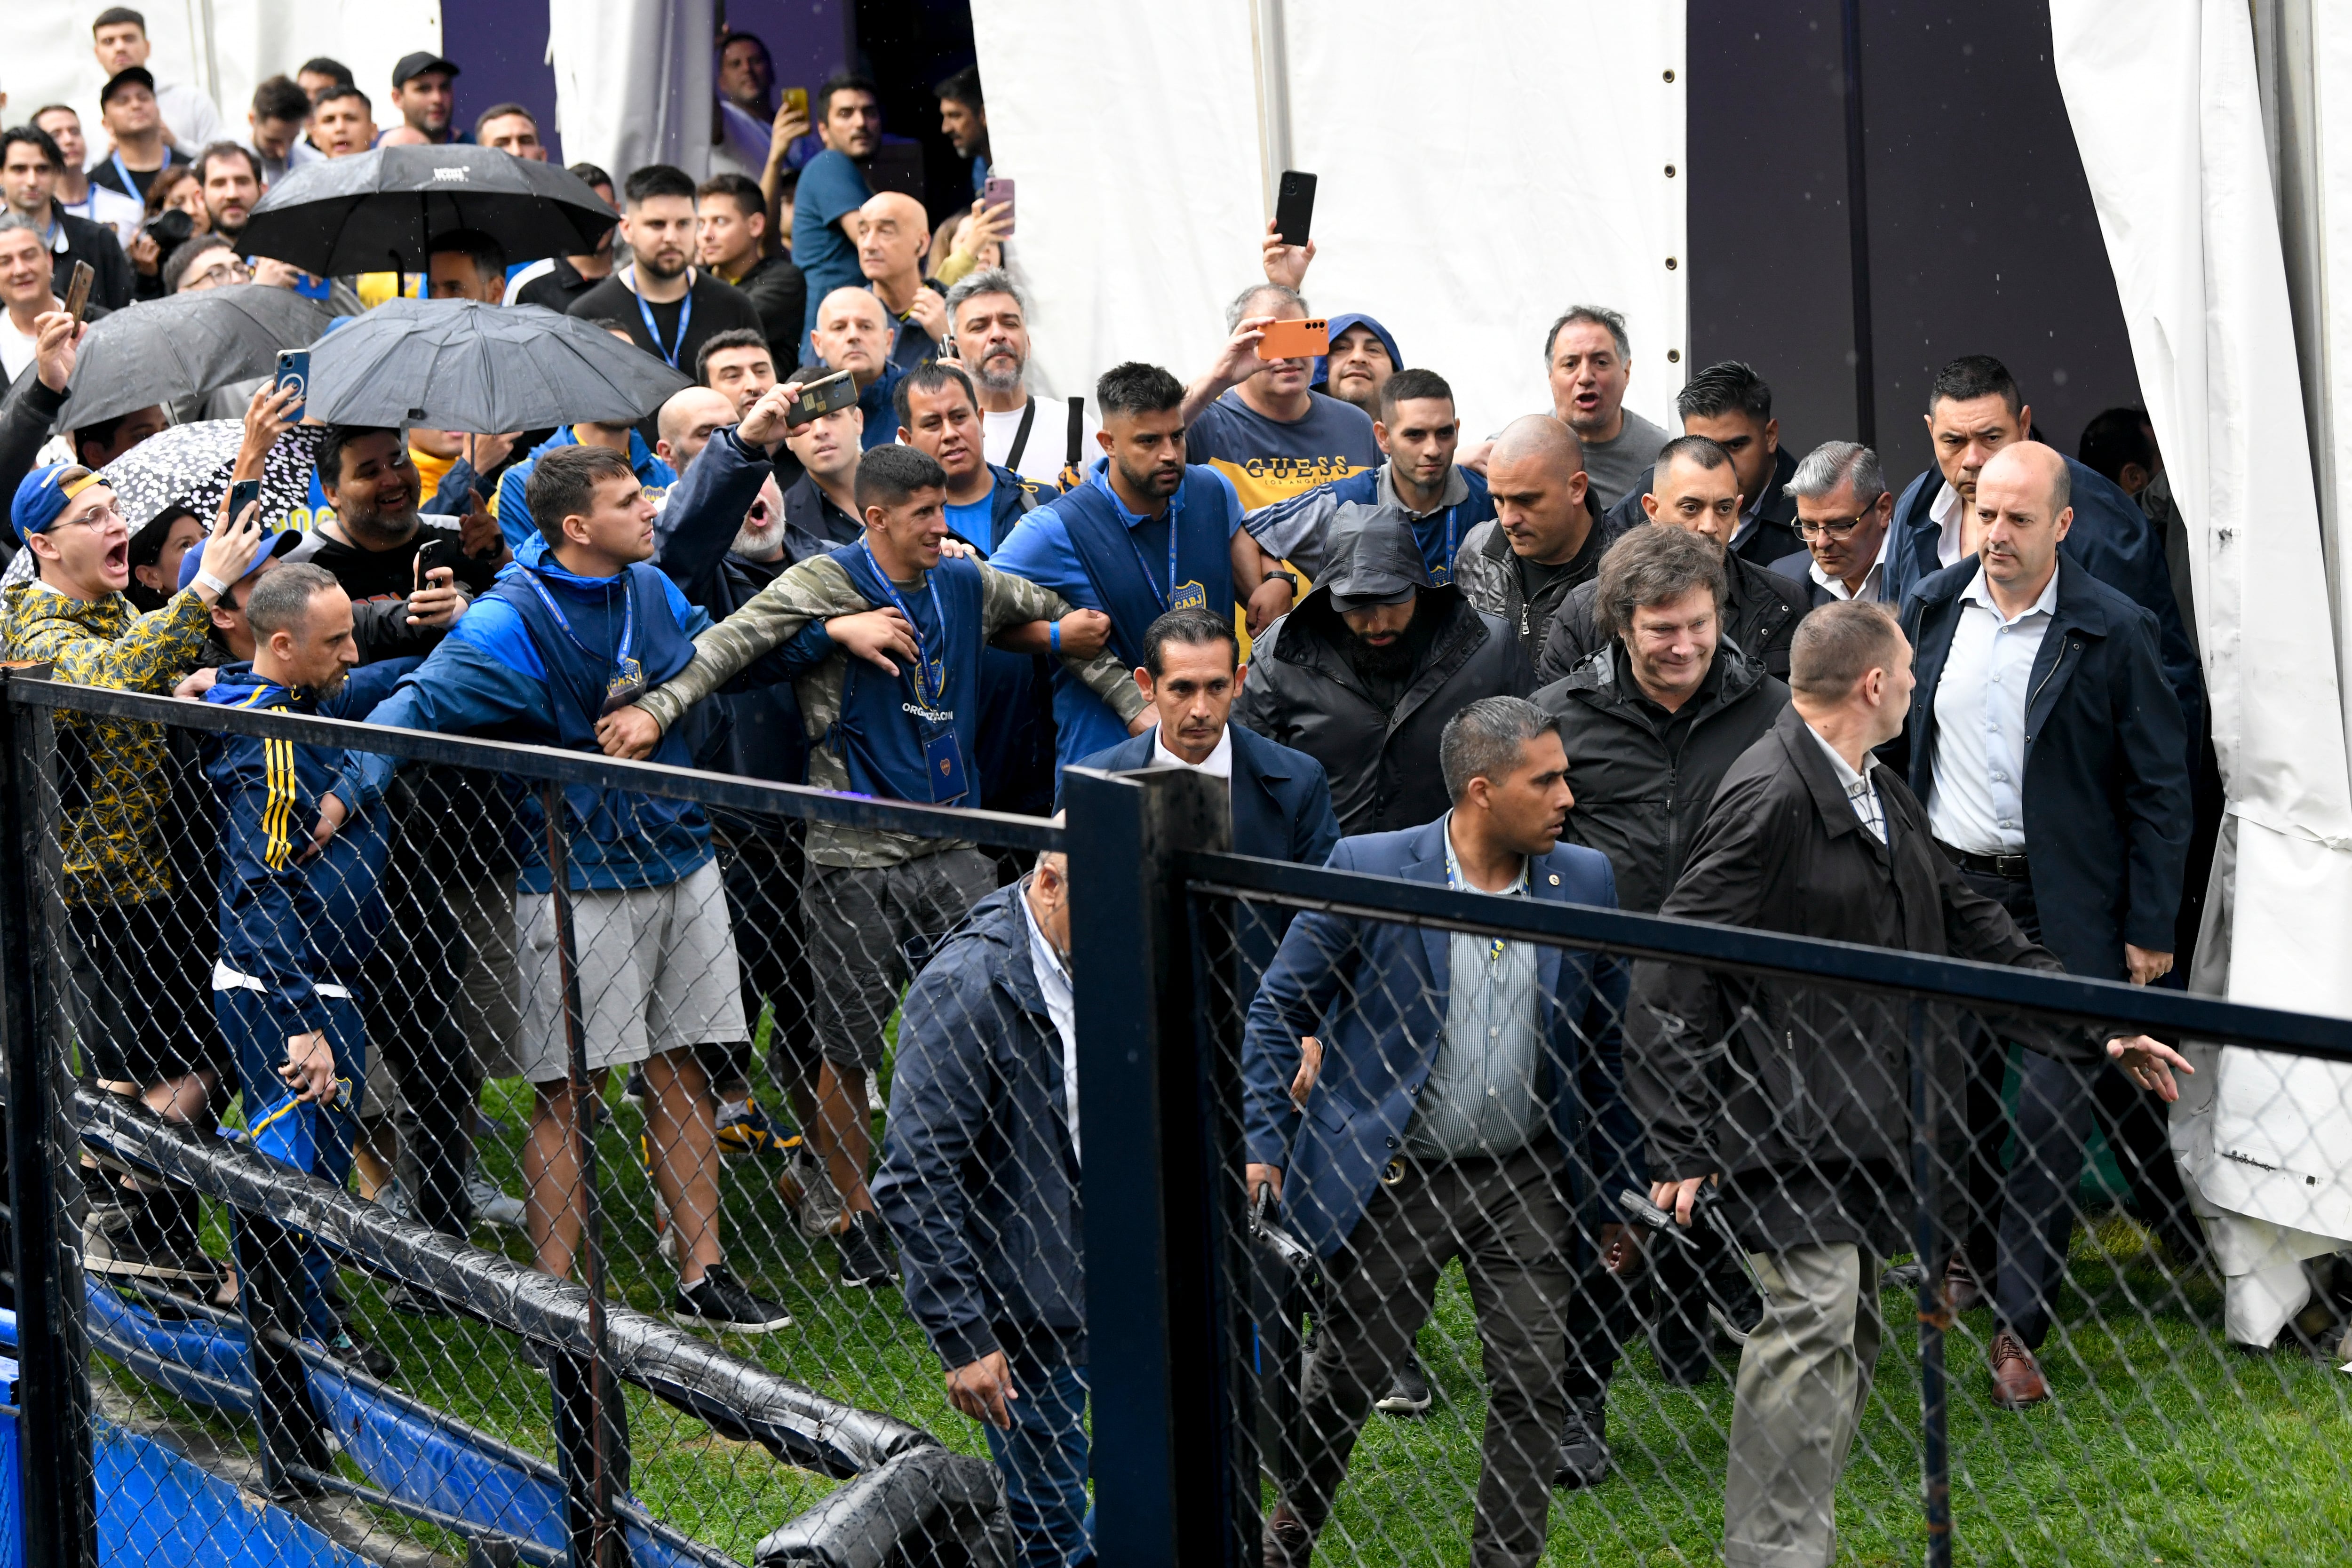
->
xmin=1553 ymin=1394 xmax=1611 ymax=1488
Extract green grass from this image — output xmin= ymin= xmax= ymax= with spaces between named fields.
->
xmin=100 ymin=1051 xmax=2352 ymax=1566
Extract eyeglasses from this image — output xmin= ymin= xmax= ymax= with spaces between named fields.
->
xmin=1796 ymin=509 xmax=1881 ymax=541
xmin=184 ymin=257 xmax=252 ymax=290
xmin=54 ymin=498 xmax=126 ymax=531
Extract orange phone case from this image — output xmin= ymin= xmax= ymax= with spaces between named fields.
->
xmin=1256 ymin=318 xmax=1330 ymax=361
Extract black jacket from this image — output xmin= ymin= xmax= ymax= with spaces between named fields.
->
xmin=729 ymin=254 xmax=810 ymax=364
xmin=1627 ymin=706 xmax=2091 ymax=1252
xmin=1900 ymin=557 xmax=2191 ymax=981
xmin=1451 ymin=493 xmax=1626 ymax=660
xmin=1600 ymin=445 xmax=1801 ymax=569
xmin=873 ymin=885 xmax=1086 ymax=1369
xmin=1234 ymin=584 xmax=1528 ymax=836
xmin=1533 ymin=643 xmax=1788 ymax=914
xmin=49 ymin=207 xmax=136 ymax=313
xmin=1538 ymin=543 xmax=1810 ymax=683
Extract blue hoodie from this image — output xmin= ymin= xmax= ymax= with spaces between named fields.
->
xmin=1311 ymin=312 xmax=1404 ymax=391
xmin=202 ymin=660 xmax=415 ymax=1039
xmin=355 ymin=557 xmax=718 ymax=893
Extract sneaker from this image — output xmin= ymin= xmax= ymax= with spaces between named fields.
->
xmin=1553 ymin=1395 xmax=1611 ymax=1489
xmin=836 ymin=1211 xmax=897 ymax=1290
xmin=784 ymin=1152 xmax=845 ymax=1240
xmin=324 ymin=1328 xmax=397 ymax=1381
xmin=715 ymin=1099 xmax=798 ymax=1158
xmin=82 ymin=1191 xmax=220 ymax=1288
xmin=464 ymin=1164 xmax=526 ymax=1232
xmin=672 ymin=1266 xmax=793 ymax=1333
xmin=1374 ymin=1355 xmax=1432 ymax=1416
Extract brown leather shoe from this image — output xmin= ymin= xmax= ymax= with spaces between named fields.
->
xmin=1262 ymin=1505 xmax=1315 ymax=1567
xmin=1945 ymin=1252 xmax=1986 ymax=1314
xmin=1988 ymin=1329 xmax=2050 ymax=1409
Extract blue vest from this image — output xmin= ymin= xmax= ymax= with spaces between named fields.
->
xmin=830 ymin=546 xmax=987 ymax=806
xmin=489 ymin=563 xmax=707 ymax=846
xmin=1051 ymin=470 xmax=1232 ymax=669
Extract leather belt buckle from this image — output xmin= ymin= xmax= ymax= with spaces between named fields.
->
xmin=1993 ymin=853 xmax=2031 ymax=880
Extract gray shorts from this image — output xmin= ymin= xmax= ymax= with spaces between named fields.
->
xmin=803 ymin=850 xmax=997 ymax=1071
xmin=517 ymin=858 xmax=748 ymax=1085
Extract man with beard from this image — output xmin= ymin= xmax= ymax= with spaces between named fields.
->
xmin=934 ymin=66 xmax=991 ymax=197
xmin=941 ymin=269 xmax=1099 ymax=488
xmin=570 ymin=165 xmax=763 ymax=378
xmin=791 ymin=73 xmax=886 ymax=333
xmin=390 ymin=53 xmax=465 ymax=145
xmin=192 ymin=143 xmax=260 ymax=245
xmin=1236 ymin=504 xmax=1528 ymax=836
xmin=992 ymin=360 xmax=1290 ymax=765
xmin=0 ymin=127 xmax=133 ymax=315
xmin=1314 ymin=314 xmax=1402 ymax=421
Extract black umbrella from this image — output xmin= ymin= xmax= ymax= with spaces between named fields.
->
xmin=52 ymin=285 xmax=333 ymax=430
xmin=302 ymin=300 xmax=691 ymax=430
xmin=239 ymin=145 xmax=617 ymax=277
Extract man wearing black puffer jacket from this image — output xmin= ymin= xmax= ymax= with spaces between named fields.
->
xmin=1235 ymin=502 xmax=1528 ymax=836
xmin=1534 ymin=522 xmax=1788 ymax=1396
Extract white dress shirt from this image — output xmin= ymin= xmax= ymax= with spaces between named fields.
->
xmin=1021 ymin=881 xmax=1082 ymax=1165
xmin=1927 ymin=563 xmax=2061 ymax=854
xmin=1809 ymin=528 xmax=1893 ymax=603
xmin=1930 ymin=480 xmax=1968 ymax=569
xmin=1806 ymin=724 xmax=1887 ymax=844
xmin=1151 ymin=723 xmax=1233 ymax=779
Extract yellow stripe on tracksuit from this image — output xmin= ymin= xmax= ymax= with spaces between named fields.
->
xmin=234 ymin=687 xmax=298 ymax=871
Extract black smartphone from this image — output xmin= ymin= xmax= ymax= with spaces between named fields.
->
xmin=63 ymin=261 xmax=95 ymax=323
xmin=1273 ymin=169 xmax=1317 ymax=247
xmin=786 ymin=368 xmax=859 ymax=428
xmin=275 ymin=349 xmax=310 ymax=423
xmin=415 ymin=534 xmax=463 ymax=586
xmin=227 ymin=478 xmax=262 ymax=526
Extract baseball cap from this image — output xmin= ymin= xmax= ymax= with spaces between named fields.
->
xmin=1319 ymin=501 xmax=1431 ymax=612
xmin=99 ymin=66 xmax=157 ymax=107
xmin=12 ymin=464 xmax=102 ymax=545
xmin=177 ymin=526 xmax=304 ymax=592
xmin=391 ymin=52 xmax=460 ymax=90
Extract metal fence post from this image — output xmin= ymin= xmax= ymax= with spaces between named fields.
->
xmin=1064 ymin=764 xmax=1252 ymax=1568
xmin=1908 ymin=1000 xmax=1952 ymax=1568
xmin=0 ymin=677 xmax=95 ymax=1568
xmin=539 ymin=781 xmax=629 ymax=1568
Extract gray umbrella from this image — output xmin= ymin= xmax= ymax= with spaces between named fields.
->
xmin=51 ymin=285 xmax=333 ymax=430
xmin=303 ymin=301 xmax=691 ymax=431
xmin=240 ymin=145 xmax=617 ymax=276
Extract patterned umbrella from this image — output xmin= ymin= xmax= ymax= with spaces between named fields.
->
xmin=0 ymin=421 xmax=326 ymax=589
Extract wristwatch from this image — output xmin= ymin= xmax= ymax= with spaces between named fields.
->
xmin=1262 ymin=569 xmax=1301 ymax=596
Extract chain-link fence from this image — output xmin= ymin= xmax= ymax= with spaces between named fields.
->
xmin=0 ymin=665 xmax=1055 ymax=1567
xmin=7 ymin=681 xmax=2352 ymax=1568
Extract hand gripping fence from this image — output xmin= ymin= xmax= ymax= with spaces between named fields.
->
xmin=6 ymin=670 xmax=2352 ymax=1568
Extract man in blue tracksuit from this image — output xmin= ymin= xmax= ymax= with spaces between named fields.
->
xmin=1246 ymin=366 xmax=1495 ymax=584
xmin=990 ymin=361 xmax=1292 ymax=767
xmin=203 ymin=562 xmax=409 ymax=1366
xmin=496 ymin=422 xmax=677 ymax=553
xmin=353 ymin=443 xmax=790 ymax=1333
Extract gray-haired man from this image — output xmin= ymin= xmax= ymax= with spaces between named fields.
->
xmin=1768 ymin=441 xmax=1898 ymax=606
xmin=943 ymin=268 xmax=1100 ymax=486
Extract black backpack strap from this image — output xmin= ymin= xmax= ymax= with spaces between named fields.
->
xmin=1003 ymin=394 xmax=1040 ymax=470
xmin=1065 ymin=396 xmax=1085 ymax=468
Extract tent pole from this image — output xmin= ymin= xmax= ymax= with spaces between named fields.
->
xmin=1840 ymin=0 xmax=1877 ymax=448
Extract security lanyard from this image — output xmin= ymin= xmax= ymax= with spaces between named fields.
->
xmin=1124 ymin=511 xmax=1181 ymax=612
xmin=110 ymin=150 xmax=139 ymax=200
xmin=634 ymin=273 xmax=693 ymax=368
xmin=859 ymin=542 xmax=949 ymax=710
xmin=518 ymin=568 xmax=638 ymax=694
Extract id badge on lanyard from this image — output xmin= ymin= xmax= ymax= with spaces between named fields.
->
xmin=923 ymin=726 xmax=970 ymax=804
xmin=519 ymin=570 xmax=644 ymax=715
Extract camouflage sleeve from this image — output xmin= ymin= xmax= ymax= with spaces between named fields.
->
xmin=636 ymin=555 xmax=868 ymax=732
xmin=16 ymin=589 xmax=214 ymax=692
xmin=975 ymin=562 xmax=1147 ymax=724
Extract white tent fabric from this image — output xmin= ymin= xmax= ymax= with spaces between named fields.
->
xmin=548 ymin=0 xmax=714 ymax=186
xmin=970 ymin=0 xmax=1686 ymax=440
xmin=8 ymin=1 xmax=442 ymax=161
xmin=2050 ymin=0 xmax=2352 ymax=1338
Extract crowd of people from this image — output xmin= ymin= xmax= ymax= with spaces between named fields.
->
xmin=0 ymin=10 xmax=2225 ymax=1568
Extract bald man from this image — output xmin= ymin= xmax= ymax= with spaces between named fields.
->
xmin=656 ymin=387 xmax=743 ymax=475
xmin=810 ymin=286 xmax=912 ymax=450
xmin=856 ymin=190 xmax=946 ymax=371
xmin=1898 ymin=439 xmax=2192 ymax=1407
xmin=1454 ymin=412 xmax=1616 ymax=657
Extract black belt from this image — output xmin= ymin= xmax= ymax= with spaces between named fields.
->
xmin=1935 ymin=839 xmax=2030 ymax=880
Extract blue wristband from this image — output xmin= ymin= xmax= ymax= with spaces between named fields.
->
xmin=1050 ymin=621 xmax=1061 ymax=654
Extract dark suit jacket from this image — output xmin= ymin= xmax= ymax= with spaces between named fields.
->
xmin=1900 ymin=557 xmax=2191 ymax=980
xmin=1242 ymin=819 xmax=1633 ymax=1260
xmin=1071 ymin=720 xmax=1340 ymax=868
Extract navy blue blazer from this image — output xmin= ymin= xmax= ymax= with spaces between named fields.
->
xmin=1069 ymin=721 xmax=1341 ymax=867
xmin=1241 ymin=819 xmax=1634 ymax=1261
xmin=1901 ymin=556 xmax=2192 ymax=981
xmin=1883 ymin=454 xmax=2202 ymax=751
